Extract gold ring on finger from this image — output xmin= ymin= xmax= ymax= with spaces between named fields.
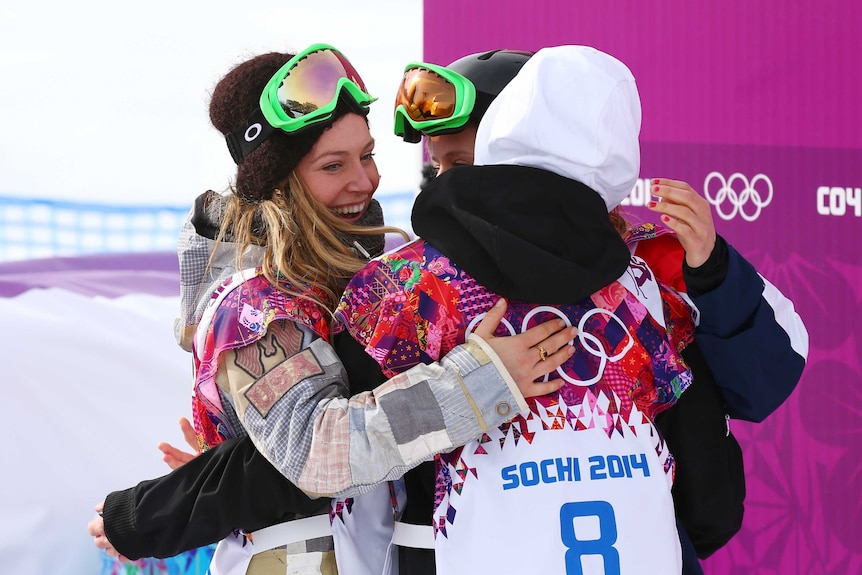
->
xmin=537 ymin=345 xmax=548 ymax=362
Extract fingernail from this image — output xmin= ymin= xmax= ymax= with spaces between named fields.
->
xmin=494 ymin=299 xmax=504 ymax=308
xmin=661 ymin=215 xmax=671 ymax=222
xmin=652 ymin=178 xmax=660 ymax=185
xmin=647 ymin=201 xmax=657 ymax=208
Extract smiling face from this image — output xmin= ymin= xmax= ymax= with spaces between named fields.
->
xmin=294 ymin=113 xmax=380 ymax=223
xmin=425 ymin=122 xmax=478 ymax=175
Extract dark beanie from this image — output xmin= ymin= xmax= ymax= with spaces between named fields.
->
xmin=209 ymin=52 xmax=352 ymax=203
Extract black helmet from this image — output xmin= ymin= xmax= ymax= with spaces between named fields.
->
xmin=447 ymin=49 xmax=535 ymax=125
xmin=394 ymin=49 xmax=534 ymax=143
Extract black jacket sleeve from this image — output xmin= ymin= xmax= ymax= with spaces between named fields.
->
xmin=650 ymin=235 xmax=751 ymax=558
xmin=101 ymin=332 xmax=388 ymax=560
xmin=102 ymin=435 xmax=328 ymax=560
xmin=656 ymin=340 xmax=746 ymax=559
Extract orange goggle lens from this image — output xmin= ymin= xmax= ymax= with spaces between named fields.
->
xmin=395 ymin=67 xmax=457 ymax=123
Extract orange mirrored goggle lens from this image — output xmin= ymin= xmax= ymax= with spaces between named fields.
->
xmin=395 ymin=68 xmax=457 ymax=122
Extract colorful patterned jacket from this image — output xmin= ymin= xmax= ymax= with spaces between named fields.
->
xmin=335 ymin=234 xmax=696 ymax=573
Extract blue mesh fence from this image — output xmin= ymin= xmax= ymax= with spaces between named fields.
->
xmin=0 ymin=192 xmax=416 ymax=262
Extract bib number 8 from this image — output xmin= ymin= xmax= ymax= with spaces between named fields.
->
xmin=560 ymin=501 xmax=621 ymax=575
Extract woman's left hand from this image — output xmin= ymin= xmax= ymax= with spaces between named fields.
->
xmin=157 ymin=417 xmax=200 ymax=470
xmin=648 ymin=178 xmax=717 ymax=268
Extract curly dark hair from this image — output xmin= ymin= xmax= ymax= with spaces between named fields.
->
xmin=209 ymin=52 xmax=349 ymax=204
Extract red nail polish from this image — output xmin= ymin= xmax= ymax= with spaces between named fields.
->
xmin=653 ymin=186 xmax=661 ymax=192
xmin=648 ymin=201 xmax=657 ymax=208
xmin=661 ymin=215 xmax=670 ymax=222
xmin=652 ymin=178 xmax=660 ymax=185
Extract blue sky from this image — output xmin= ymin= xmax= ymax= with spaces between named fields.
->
xmin=0 ymin=0 xmax=423 ymax=206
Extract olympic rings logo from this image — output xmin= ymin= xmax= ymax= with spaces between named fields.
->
xmin=703 ymin=172 xmax=773 ymax=222
xmin=466 ymin=306 xmax=634 ymax=388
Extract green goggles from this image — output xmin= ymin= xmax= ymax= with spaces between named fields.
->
xmin=226 ymin=43 xmax=377 ymax=163
xmin=392 ymin=62 xmax=476 ymax=144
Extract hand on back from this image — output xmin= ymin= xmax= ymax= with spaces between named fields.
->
xmin=472 ymin=299 xmax=576 ymax=398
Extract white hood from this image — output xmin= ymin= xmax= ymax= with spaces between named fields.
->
xmin=474 ymin=45 xmax=642 ymax=211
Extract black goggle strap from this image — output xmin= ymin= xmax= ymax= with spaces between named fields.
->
xmin=398 ymin=121 xmax=424 ymax=144
xmin=225 ymin=107 xmax=276 ymax=164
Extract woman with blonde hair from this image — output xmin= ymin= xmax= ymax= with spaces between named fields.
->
xmin=89 ymin=44 xmax=573 ymax=575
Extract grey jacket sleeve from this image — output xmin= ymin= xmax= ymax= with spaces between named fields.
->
xmin=221 ymin=327 xmax=525 ymax=498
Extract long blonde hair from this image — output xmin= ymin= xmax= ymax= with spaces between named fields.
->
xmin=215 ymin=172 xmax=407 ymax=324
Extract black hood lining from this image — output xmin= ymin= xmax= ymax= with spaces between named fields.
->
xmin=411 ymin=165 xmax=631 ymax=304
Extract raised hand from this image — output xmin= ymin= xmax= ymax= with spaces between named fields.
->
xmin=648 ymin=178 xmax=717 ymax=268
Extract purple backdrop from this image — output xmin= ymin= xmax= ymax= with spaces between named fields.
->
xmin=425 ymin=1 xmax=862 ymax=573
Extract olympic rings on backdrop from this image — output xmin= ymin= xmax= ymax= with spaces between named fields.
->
xmin=704 ymin=171 xmax=773 ymax=222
